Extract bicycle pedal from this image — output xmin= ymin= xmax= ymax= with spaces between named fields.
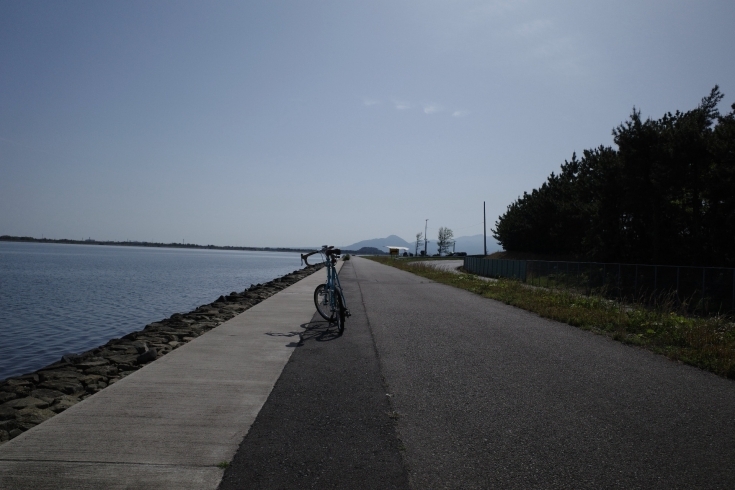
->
xmin=345 ymin=309 xmax=351 ymax=318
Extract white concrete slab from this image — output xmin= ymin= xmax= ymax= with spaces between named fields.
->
xmin=0 ymin=262 xmax=341 ymax=489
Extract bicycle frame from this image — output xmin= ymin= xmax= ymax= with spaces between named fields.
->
xmin=317 ymin=249 xmax=347 ymax=315
xmin=326 ymin=254 xmax=347 ymax=313
xmin=303 ymin=246 xmax=349 ymax=321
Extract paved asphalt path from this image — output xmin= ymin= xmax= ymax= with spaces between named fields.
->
xmin=219 ymin=259 xmax=409 ymax=489
xmin=223 ymin=257 xmax=735 ymax=489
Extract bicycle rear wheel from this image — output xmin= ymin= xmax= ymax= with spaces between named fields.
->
xmin=335 ymin=293 xmax=345 ymax=335
xmin=314 ymin=284 xmax=332 ymax=321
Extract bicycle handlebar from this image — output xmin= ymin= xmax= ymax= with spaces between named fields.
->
xmin=300 ymin=250 xmax=319 ymax=266
xmin=300 ymin=246 xmax=341 ymax=266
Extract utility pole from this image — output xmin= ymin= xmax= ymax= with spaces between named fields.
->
xmin=483 ymin=201 xmax=487 ymax=256
xmin=424 ymin=219 xmax=428 ymax=256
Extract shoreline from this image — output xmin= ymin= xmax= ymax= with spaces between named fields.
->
xmin=0 ymin=234 xmax=313 ymax=253
xmin=0 ymin=264 xmax=322 ymax=444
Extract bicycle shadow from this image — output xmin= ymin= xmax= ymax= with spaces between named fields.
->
xmin=265 ymin=319 xmax=341 ymax=347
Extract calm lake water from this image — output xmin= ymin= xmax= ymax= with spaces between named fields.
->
xmin=0 ymin=242 xmax=304 ymax=381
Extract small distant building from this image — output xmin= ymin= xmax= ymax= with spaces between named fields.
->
xmin=385 ymin=246 xmax=409 ymax=257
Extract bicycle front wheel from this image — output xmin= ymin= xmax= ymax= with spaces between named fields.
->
xmin=314 ymin=284 xmax=332 ymax=321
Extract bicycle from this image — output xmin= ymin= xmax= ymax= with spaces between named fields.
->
xmin=301 ymin=245 xmax=350 ymax=335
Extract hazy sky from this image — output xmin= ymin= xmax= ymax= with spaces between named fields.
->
xmin=2 ymin=1 xmax=733 ymax=248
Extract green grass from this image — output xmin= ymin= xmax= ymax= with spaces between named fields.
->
xmin=367 ymin=256 xmax=735 ymax=379
xmin=389 ymin=255 xmax=462 ymax=261
xmin=216 ymin=461 xmax=230 ymax=469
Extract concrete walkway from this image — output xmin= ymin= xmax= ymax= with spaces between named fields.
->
xmin=0 ymin=263 xmax=338 ymax=490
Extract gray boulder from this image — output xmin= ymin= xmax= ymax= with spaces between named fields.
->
xmin=16 ymin=406 xmax=56 ymax=428
xmin=0 ymin=407 xmax=16 ymax=421
xmin=0 ymin=392 xmax=17 ymax=404
xmin=84 ymin=365 xmax=118 ymax=377
xmin=2 ymin=397 xmax=49 ymax=410
xmin=75 ymin=359 xmax=110 ymax=368
xmin=38 ymin=369 xmax=83 ymax=382
xmin=50 ymin=396 xmax=78 ymax=413
xmin=136 ymin=348 xmax=157 ymax=364
xmin=30 ymin=389 xmax=65 ymax=403
xmin=38 ymin=379 xmax=83 ymax=395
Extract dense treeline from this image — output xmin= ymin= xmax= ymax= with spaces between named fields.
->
xmin=493 ymin=87 xmax=735 ymax=267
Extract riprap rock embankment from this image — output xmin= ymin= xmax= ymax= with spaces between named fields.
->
xmin=0 ymin=265 xmax=321 ymax=444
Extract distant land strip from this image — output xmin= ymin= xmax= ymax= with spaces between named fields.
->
xmin=0 ymin=235 xmax=315 ymax=253
xmin=0 ymin=235 xmax=388 ymax=255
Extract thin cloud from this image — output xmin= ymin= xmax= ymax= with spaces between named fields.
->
xmin=423 ymin=104 xmax=442 ymax=114
xmin=531 ymin=35 xmax=586 ymax=77
xmin=469 ymin=0 xmax=521 ymax=19
xmin=361 ymin=99 xmax=465 ymax=116
xmin=393 ymin=100 xmax=411 ymax=110
xmin=532 ymin=35 xmax=574 ymax=58
xmin=497 ymin=16 xmax=588 ymax=80
xmin=429 ymin=0 xmax=522 ymax=52
xmin=515 ymin=18 xmax=553 ymax=38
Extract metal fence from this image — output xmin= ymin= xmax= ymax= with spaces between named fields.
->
xmin=463 ymin=257 xmax=735 ymax=315
xmin=463 ymin=258 xmax=526 ymax=281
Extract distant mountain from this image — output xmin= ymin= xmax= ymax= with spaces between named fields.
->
xmin=348 ymin=247 xmax=386 ymax=255
xmin=342 ymin=234 xmax=501 ymax=256
xmin=342 ymin=235 xmax=412 ymax=251
xmin=452 ymin=234 xmax=502 ymax=256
